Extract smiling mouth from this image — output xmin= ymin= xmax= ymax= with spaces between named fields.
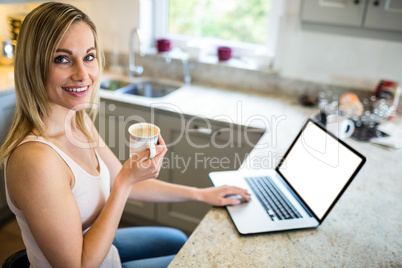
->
xmin=63 ymin=86 xmax=89 ymax=93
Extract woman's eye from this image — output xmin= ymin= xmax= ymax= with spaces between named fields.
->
xmin=54 ymin=56 xmax=69 ymax=64
xmin=84 ymin=54 xmax=95 ymax=61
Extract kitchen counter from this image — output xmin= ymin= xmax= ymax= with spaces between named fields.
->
xmin=99 ymin=74 xmax=402 ymax=267
xmin=168 ymin=110 xmax=402 ymax=267
xmin=100 ymin=72 xmax=315 ymax=130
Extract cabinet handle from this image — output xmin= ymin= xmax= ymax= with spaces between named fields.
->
xmin=191 ymin=125 xmax=222 ymax=136
xmin=373 ymin=0 xmax=380 ymax=6
xmin=192 ymin=126 xmax=213 ymax=135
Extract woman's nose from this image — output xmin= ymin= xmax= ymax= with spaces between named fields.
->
xmin=71 ymin=61 xmax=88 ymax=81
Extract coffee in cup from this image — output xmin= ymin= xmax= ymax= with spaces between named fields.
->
xmin=128 ymin=123 xmax=160 ymax=158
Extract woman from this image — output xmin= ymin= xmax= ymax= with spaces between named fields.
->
xmin=0 ymin=2 xmax=249 ymax=267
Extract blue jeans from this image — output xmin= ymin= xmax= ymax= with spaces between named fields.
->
xmin=113 ymin=226 xmax=188 ymax=268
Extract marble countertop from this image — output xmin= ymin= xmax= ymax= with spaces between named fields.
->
xmin=168 ymin=108 xmax=402 ymax=267
xmin=99 ymin=72 xmax=315 ymax=130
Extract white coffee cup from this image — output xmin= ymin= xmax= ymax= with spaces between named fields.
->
xmin=326 ymin=115 xmax=355 ymax=139
xmin=128 ymin=123 xmax=160 ymax=159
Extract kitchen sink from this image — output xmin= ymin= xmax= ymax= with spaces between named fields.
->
xmin=100 ymin=79 xmax=180 ymax=98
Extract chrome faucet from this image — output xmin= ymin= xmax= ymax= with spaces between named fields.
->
xmin=181 ymin=56 xmax=192 ymax=85
xmin=167 ymin=47 xmax=193 ymax=85
xmin=128 ymin=28 xmax=144 ymax=77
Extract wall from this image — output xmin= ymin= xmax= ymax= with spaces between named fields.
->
xmin=275 ymin=0 xmax=402 ymax=90
xmin=0 ymin=3 xmax=35 ymax=37
xmin=0 ymin=0 xmax=140 ymax=55
xmin=1 ymin=0 xmax=401 ymax=92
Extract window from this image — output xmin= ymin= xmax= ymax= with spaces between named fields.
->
xmin=153 ymin=0 xmax=283 ymax=68
xmin=168 ymin=0 xmax=270 ymax=45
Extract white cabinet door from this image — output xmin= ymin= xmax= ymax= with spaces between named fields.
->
xmin=301 ymin=0 xmax=366 ymax=27
xmin=365 ymin=0 xmax=402 ymax=31
xmin=301 ymin=0 xmax=402 ymax=32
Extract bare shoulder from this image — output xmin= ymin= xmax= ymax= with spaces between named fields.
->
xmin=6 ymin=141 xmax=84 ymax=266
xmin=6 ymin=141 xmax=73 ymax=208
xmin=7 ymin=141 xmax=70 ymax=176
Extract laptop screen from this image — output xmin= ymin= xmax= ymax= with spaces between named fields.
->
xmin=277 ymin=119 xmax=366 ymax=221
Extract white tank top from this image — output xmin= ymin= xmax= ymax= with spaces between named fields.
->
xmin=4 ymin=135 xmax=121 ymax=268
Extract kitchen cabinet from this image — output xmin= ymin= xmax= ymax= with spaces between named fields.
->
xmin=0 ymin=91 xmax=16 ymax=221
xmin=96 ymin=98 xmax=157 ymax=221
xmin=156 ymin=112 xmax=264 ymax=233
xmin=365 ymin=0 xmax=402 ymax=31
xmin=301 ymin=0 xmax=402 ymax=32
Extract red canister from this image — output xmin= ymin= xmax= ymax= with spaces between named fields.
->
xmin=156 ymin=39 xmax=171 ymax=53
xmin=217 ymin=46 xmax=232 ymax=61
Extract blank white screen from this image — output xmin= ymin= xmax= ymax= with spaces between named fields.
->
xmin=278 ymin=121 xmax=363 ymax=220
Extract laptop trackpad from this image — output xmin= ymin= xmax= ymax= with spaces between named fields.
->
xmin=227 ymin=199 xmax=274 ymax=234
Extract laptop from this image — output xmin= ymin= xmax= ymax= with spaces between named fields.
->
xmin=209 ymin=118 xmax=366 ymax=235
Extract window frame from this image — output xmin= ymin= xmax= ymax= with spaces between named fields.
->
xmin=152 ymin=0 xmax=283 ymax=64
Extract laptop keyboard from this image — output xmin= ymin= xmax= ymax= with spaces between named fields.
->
xmin=245 ymin=176 xmax=302 ymax=221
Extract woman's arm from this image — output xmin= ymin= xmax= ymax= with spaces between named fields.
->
xmin=6 ymin=140 xmax=163 ymax=267
xmin=129 ymin=179 xmax=250 ymax=206
xmin=7 ymin=142 xmax=120 ymax=267
xmin=89 ymin=120 xmax=250 ymax=206
xmin=129 ymin=134 xmax=251 ymax=206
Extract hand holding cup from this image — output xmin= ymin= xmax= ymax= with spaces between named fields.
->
xmin=121 ymin=123 xmax=166 ymax=185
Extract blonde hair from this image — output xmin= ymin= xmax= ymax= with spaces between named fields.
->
xmin=0 ymin=2 xmax=104 ymax=165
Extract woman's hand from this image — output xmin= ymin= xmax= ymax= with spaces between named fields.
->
xmin=117 ymin=134 xmax=168 ymax=186
xmin=197 ymin=185 xmax=251 ymax=206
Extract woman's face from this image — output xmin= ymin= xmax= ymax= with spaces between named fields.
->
xmin=46 ymin=21 xmax=99 ymax=111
